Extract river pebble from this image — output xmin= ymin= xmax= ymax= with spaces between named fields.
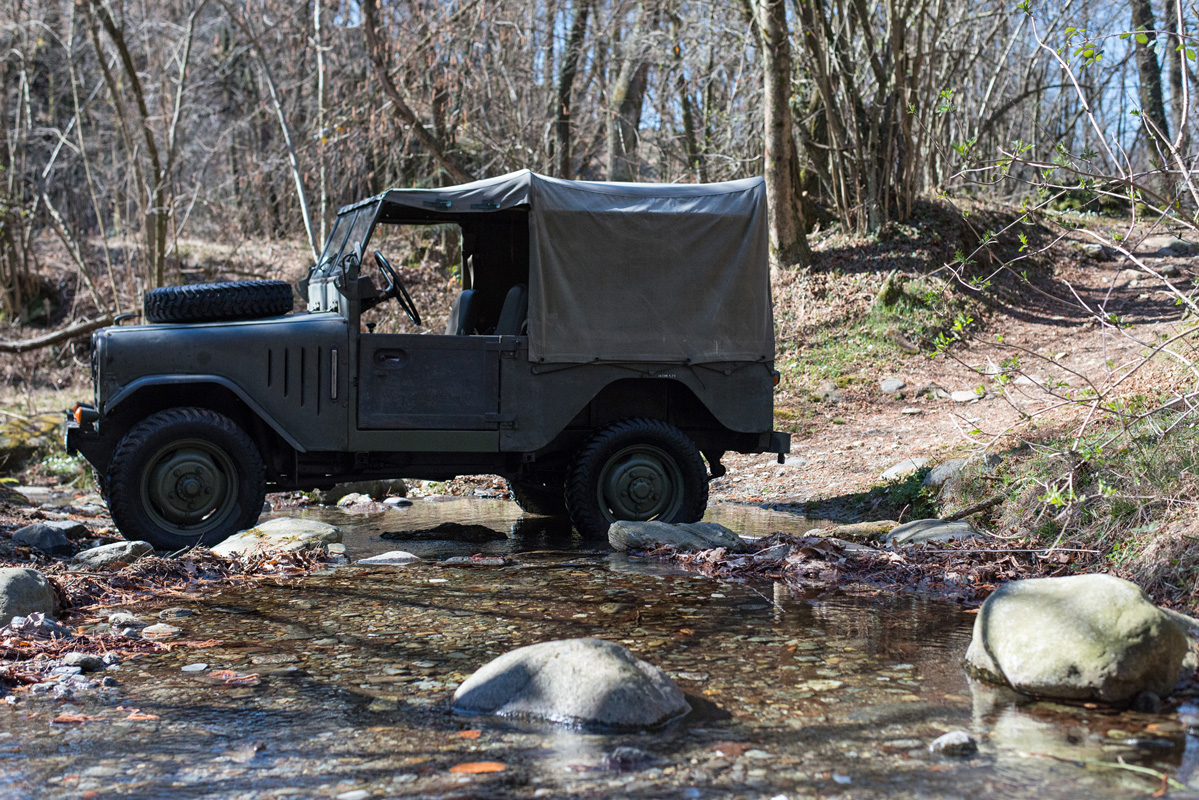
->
xmin=929 ymin=730 xmax=978 ymax=756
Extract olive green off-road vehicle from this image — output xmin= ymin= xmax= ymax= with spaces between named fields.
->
xmin=66 ymin=171 xmax=789 ymax=550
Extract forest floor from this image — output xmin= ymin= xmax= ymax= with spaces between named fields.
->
xmin=2 ymin=206 xmax=1197 ymax=606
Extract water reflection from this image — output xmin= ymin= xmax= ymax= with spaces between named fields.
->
xmin=1 ymin=498 xmax=1193 ymax=799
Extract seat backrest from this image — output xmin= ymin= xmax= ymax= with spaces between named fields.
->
xmin=494 ymin=284 xmax=528 ymax=336
xmin=445 ymin=289 xmax=479 ymax=335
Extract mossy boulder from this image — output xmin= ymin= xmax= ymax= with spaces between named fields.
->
xmin=0 ymin=414 xmax=62 ymax=472
xmin=966 ymin=574 xmax=1189 ymax=704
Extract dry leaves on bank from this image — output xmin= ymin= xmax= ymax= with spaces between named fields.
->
xmin=657 ymin=532 xmax=1094 ymax=602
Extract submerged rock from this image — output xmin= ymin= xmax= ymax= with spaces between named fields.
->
xmin=380 ymin=522 xmax=505 ymax=543
xmin=211 ymin=518 xmax=342 ymax=558
xmin=886 ymin=519 xmax=983 ymax=546
xmin=965 ymin=574 xmax=1189 ymax=704
xmin=73 ymin=541 xmax=155 ymax=569
xmin=452 ymin=637 xmax=689 ymax=729
xmin=929 ymin=730 xmax=977 ymax=756
xmin=0 ymin=568 xmax=57 ymax=626
xmin=356 ymin=550 xmax=422 ymax=565
xmin=608 ymin=520 xmax=749 ymax=553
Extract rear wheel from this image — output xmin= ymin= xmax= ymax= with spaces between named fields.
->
xmin=565 ymin=418 xmax=708 ymax=540
xmin=107 ymin=408 xmax=265 ymax=550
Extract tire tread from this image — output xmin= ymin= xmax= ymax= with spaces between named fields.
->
xmin=144 ymin=280 xmax=294 ymax=324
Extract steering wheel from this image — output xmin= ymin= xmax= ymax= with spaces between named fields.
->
xmin=373 ymin=251 xmax=421 ymax=326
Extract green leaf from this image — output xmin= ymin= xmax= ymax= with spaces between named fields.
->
xmin=1135 ymin=32 xmax=1149 ymax=44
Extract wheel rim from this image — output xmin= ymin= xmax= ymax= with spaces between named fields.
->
xmin=140 ymin=438 xmax=238 ymax=537
xmin=597 ymin=444 xmax=685 ymax=523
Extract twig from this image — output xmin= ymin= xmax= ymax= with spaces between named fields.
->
xmin=942 ymin=494 xmax=1005 ymax=521
xmin=906 ymin=548 xmax=1100 ymax=554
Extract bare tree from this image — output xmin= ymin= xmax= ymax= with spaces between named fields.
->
xmin=758 ymin=0 xmax=811 ymax=268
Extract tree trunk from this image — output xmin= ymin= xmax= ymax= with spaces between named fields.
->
xmin=1131 ymin=0 xmax=1171 ymax=147
xmin=360 ymin=0 xmax=471 ymax=185
xmin=1168 ymin=0 xmax=1190 ymax=154
xmin=758 ymin=0 xmax=812 ymax=269
xmin=556 ymin=0 xmax=592 ymax=179
xmin=607 ymin=10 xmax=652 ymax=182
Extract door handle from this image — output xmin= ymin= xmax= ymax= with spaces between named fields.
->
xmin=375 ymin=349 xmax=408 ymax=366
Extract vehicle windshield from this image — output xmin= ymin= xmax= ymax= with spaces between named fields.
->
xmin=316 ymin=202 xmax=379 ymax=276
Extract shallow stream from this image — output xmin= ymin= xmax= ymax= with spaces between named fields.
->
xmin=3 ymin=499 xmax=1196 ymax=799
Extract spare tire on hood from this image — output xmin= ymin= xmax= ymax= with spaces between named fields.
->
xmin=144 ymin=280 xmax=294 ymax=324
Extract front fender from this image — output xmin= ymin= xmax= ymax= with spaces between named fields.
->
xmin=105 ymin=375 xmax=309 ymax=452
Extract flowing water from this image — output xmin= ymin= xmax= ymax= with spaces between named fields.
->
xmin=2 ymin=499 xmax=1195 ymax=799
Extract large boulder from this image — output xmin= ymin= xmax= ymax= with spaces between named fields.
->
xmin=452 ymin=638 xmax=689 ymax=730
xmin=966 ymin=574 xmax=1189 ymax=704
xmin=73 ymin=541 xmax=155 ymax=570
xmin=608 ymin=520 xmax=749 ymax=553
xmin=0 ymin=568 xmax=57 ymax=626
xmin=211 ymin=517 xmax=342 ymax=558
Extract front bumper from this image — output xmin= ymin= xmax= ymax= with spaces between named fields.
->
xmin=64 ymin=411 xmax=104 ymax=466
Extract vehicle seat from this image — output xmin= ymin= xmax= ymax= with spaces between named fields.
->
xmin=445 ymin=289 xmax=479 ymax=335
xmin=494 ymin=284 xmax=528 ymax=336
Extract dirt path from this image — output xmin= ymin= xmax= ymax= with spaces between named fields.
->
xmin=712 ymin=240 xmax=1193 ymax=513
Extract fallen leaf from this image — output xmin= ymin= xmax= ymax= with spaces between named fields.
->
xmin=52 ymin=713 xmax=102 ymax=724
xmin=209 ymin=670 xmax=239 ymax=680
xmin=455 ymin=730 xmax=482 ymax=739
xmin=712 ymin=741 xmax=752 ymax=758
xmin=677 ymin=628 xmax=694 ymax=636
xmin=449 ymin=761 xmax=506 ymax=774
xmin=225 ymin=674 xmax=261 ymax=687
xmin=126 ymin=711 xmax=159 ymax=721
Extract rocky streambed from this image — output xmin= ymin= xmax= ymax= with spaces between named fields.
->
xmin=2 ymin=499 xmax=1198 ymax=798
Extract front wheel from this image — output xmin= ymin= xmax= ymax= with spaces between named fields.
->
xmin=107 ymin=408 xmax=266 ymax=551
xmin=565 ymin=418 xmax=708 ymax=540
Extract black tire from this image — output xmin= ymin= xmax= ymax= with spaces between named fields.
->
xmin=107 ymin=408 xmax=265 ymax=550
xmin=144 ymin=280 xmax=293 ymax=324
xmin=565 ymin=418 xmax=708 ymax=540
xmin=508 ymin=477 xmax=568 ymax=517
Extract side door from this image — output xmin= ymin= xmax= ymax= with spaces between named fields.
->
xmin=356 ymin=334 xmax=503 ymax=429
